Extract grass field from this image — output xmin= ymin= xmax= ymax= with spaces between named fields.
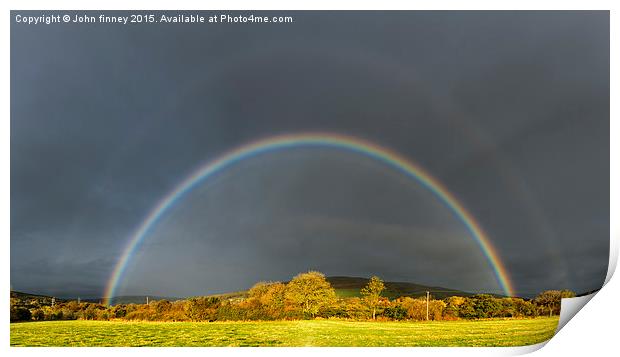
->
xmin=10 ymin=317 xmax=559 ymax=347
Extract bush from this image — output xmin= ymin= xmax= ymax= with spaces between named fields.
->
xmin=111 ymin=305 xmax=128 ymax=318
xmin=185 ymin=297 xmax=220 ymax=321
xmin=11 ymin=307 xmax=32 ymax=322
xmin=383 ymin=305 xmax=407 ymax=320
xmin=32 ymin=309 xmax=45 ymax=321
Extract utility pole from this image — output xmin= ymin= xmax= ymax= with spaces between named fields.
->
xmin=426 ymin=291 xmax=429 ymax=321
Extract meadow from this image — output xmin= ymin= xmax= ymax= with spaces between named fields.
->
xmin=10 ymin=317 xmax=559 ymax=347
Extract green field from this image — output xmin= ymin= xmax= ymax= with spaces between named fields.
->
xmin=10 ymin=317 xmax=559 ymax=347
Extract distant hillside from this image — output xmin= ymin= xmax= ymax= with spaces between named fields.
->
xmin=203 ymin=291 xmax=248 ymax=301
xmin=13 ymin=277 xmax=497 ymax=306
xmin=326 ymin=276 xmax=478 ymax=299
xmin=11 ymin=291 xmax=67 ymax=308
xmin=107 ymin=296 xmax=182 ymax=305
xmin=199 ymin=276 xmax=481 ymax=301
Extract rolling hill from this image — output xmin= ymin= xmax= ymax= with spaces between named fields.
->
xmin=197 ymin=276 xmax=480 ymax=301
xmin=10 ymin=291 xmax=67 ymax=309
xmin=12 ymin=276 xmax=491 ymax=306
xmin=105 ymin=296 xmax=182 ymax=305
xmin=326 ymin=276 xmax=477 ymax=299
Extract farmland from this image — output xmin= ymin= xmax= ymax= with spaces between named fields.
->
xmin=10 ymin=317 xmax=559 ymax=347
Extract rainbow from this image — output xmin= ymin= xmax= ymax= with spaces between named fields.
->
xmin=104 ymin=133 xmax=514 ymax=304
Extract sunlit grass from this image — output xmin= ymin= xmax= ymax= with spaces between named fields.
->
xmin=10 ymin=317 xmax=559 ymax=347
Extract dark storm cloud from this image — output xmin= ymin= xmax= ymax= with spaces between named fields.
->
xmin=11 ymin=11 xmax=609 ymax=298
xmin=11 ymin=256 xmax=115 ymax=298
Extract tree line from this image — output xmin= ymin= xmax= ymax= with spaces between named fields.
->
xmin=10 ymin=271 xmax=575 ymax=322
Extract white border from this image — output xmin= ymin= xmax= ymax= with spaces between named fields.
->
xmin=3 ymin=1 xmax=617 ymax=356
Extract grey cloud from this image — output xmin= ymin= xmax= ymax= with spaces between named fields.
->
xmin=11 ymin=11 xmax=608 ymax=298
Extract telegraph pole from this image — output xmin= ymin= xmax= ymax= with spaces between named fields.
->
xmin=426 ymin=291 xmax=429 ymax=321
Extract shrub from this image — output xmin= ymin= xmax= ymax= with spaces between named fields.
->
xmin=383 ymin=305 xmax=407 ymax=320
xmin=185 ymin=297 xmax=221 ymax=321
xmin=11 ymin=307 xmax=32 ymax=322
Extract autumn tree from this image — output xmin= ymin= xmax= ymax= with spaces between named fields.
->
xmin=248 ymin=281 xmax=288 ymax=319
xmin=360 ymin=276 xmax=385 ymax=320
xmin=509 ymin=298 xmax=536 ymax=317
xmin=444 ymin=296 xmax=466 ymax=318
xmin=472 ymin=294 xmax=503 ymax=318
xmin=534 ymin=290 xmax=575 ymax=317
xmin=185 ymin=297 xmax=221 ymax=321
xmin=10 ymin=302 xmax=31 ymax=322
xmin=560 ymin=290 xmax=576 ymax=299
xmin=285 ymin=271 xmax=336 ymax=318
xmin=400 ymin=297 xmax=427 ymax=320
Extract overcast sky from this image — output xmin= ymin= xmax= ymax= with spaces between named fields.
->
xmin=11 ymin=11 xmax=609 ymax=298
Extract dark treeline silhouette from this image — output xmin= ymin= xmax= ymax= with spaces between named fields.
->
xmin=10 ymin=271 xmax=575 ymax=322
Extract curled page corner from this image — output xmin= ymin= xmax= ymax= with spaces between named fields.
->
xmin=502 ymin=342 xmax=559 ymax=356
xmin=510 ymin=341 xmax=550 ymax=356
xmin=553 ymin=233 xmax=620 ymax=335
xmin=604 ymin=232 xmax=618 ymax=285
xmin=555 ymin=292 xmax=597 ymax=334
xmin=549 ymin=238 xmax=616 ymax=339
xmin=551 ymin=236 xmax=620 ymax=336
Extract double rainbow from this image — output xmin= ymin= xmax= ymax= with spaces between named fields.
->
xmin=104 ymin=133 xmax=514 ymax=304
